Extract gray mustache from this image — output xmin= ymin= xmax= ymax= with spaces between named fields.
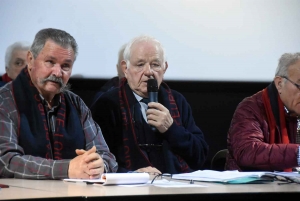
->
xmin=41 ymin=75 xmax=63 ymax=86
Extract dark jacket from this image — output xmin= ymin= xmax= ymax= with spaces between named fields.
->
xmin=226 ymin=90 xmax=299 ymax=171
xmin=91 ymin=83 xmax=208 ymax=173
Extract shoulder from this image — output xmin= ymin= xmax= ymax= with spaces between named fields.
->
xmin=237 ymin=90 xmax=263 ymax=109
xmin=63 ymin=90 xmax=87 ymax=109
xmin=0 ymin=83 xmax=15 ymax=112
xmin=166 ymin=88 xmax=188 ymax=104
xmin=97 ymin=87 xmax=119 ymax=103
xmin=91 ymin=87 xmax=119 ymax=110
xmin=0 ymin=82 xmax=14 ymax=100
xmin=234 ymin=90 xmax=264 ymax=118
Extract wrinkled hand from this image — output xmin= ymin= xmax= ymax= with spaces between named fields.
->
xmin=135 ymin=166 xmax=162 ymax=175
xmin=146 ymin=102 xmax=173 ymax=133
xmin=68 ymin=146 xmax=104 ymax=179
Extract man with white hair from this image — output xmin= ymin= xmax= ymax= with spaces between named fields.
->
xmin=0 ymin=41 xmax=30 ymax=86
xmin=91 ymin=35 xmax=208 ymax=174
xmin=227 ymin=52 xmax=300 ymax=172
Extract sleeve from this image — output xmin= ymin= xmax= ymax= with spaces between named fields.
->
xmin=162 ymin=92 xmax=209 ymax=170
xmin=228 ymin=97 xmax=299 ymax=171
xmin=76 ymin=95 xmax=118 ymax=173
xmin=0 ymin=94 xmax=70 ymax=179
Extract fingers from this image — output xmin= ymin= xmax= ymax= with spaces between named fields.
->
xmin=69 ymin=146 xmax=104 ymax=179
xmin=75 ymin=149 xmax=86 ymax=155
xmin=136 ymin=166 xmax=162 ymax=175
xmin=146 ymin=103 xmax=173 ymax=133
xmin=85 ymin=145 xmax=97 ymax=155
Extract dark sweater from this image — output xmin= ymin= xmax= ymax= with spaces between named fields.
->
xmin=91 ymin=83 xmax=209 ymax=173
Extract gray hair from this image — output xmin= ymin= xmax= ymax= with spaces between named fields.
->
xmin=123 ymin=35 xmax=167 ymax=68
xmin=30 ymin=28 xmax=78 ymax=60
xmin=275 ymin=52 xmax=300 ymax=77
xmin=117 ymin=43 xmax=127 ymax=78
xmin=5 ymin=41 xmax=31 ymax=69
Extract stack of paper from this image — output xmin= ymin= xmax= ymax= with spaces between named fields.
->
xmin=172 ymin=170 xmax=274 ymax=184
xmin=64 ymin=172 xmax=149 ymax=186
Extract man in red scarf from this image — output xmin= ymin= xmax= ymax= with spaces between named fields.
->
xmin=0 ymin=28 xmax=117 ymax=179
xmin=0 ymin=41 xmax=30 ymax=87
xmin=226 ymin=53 xmax=300 ymax=172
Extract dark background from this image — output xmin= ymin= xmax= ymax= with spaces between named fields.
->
xmin=69 ymin=78 xmax=269 ymax=169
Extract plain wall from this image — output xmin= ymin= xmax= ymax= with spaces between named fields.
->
xmin=1 ymin=0 xmax=300 ymax=81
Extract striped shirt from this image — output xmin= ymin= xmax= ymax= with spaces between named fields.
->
xmin=0 ymin=82 xmax=118 ymax=179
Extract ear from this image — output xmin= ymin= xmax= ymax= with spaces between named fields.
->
xmin=274 ymin=76 xmax=284 ymax=93
xmin=163 ymin=61 xmax=168 ymax=73
xmin=27 ymin=51 xmax=34 ymax=71
xmin=121 ymin=60 xmax=128 ymax=78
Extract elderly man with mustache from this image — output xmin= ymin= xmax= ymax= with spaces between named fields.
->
xmin=0 ymin=28 xmax=118 ymax=179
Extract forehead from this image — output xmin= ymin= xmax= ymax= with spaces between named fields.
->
xmin=130 ymin=41 xmax=162 ymax=60
xmin=288 ymin=60 xmax=300 ymax=77
xmin=11 ymin=49 xmax=27 ymax=58
xmin=37 ymin=40 xmax=75 ymax=61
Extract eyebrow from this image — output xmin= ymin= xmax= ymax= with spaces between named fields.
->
xmin=46 ymin=56 xmax=73 ymax=63
xmin=15 ymin=58 xmax=25 ymax=61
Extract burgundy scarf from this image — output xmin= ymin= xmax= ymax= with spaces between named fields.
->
xmin=2 ymin=73 xmax=13 ymax=83
xmin=262 ymin=82 xmax=291 ymax=172
xmin=119 ymin=78 xmax=190 ymax=173
xmin=12 ymin=67 xmax=85 ymax=160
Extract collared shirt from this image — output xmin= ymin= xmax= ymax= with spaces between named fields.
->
xmin=0 ymin=82 xmax=118 ymax=179
xmin=132 ymin=92 xmax=148 ymax=122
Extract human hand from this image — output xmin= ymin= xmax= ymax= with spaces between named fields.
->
xmin=69 ymin=146 xmax=105 ymax=179
xmin=146 ymin=102 xmax=173 ymax=133
xmin=135 ymin=166 xmax=162 ymax=175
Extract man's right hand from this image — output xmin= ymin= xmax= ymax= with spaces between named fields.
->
xmin=135 ymin=166 xmax=161 ymax=175
xmin=68 ymin=146 xmax=104 ymax=179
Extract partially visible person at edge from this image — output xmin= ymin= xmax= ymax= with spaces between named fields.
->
xmin=226 ymin=52 xmax=300 ymax=172
xmin=91 ymin=35 xmax=208 ymax=174
xmin=0 ymin=41 xmax=30 ymax=87
xmin=90 ymin=43 xmax=127 ymax=108
xmin=0 ymin=28 xmax=118 ymax=179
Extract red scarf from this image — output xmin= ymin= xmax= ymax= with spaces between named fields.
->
xmin=262 ymin=82 xmax=291 ymax=172
xmin=2 ymin=73 xmax=13 ymax=83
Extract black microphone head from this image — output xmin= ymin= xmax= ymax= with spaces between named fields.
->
xmin=147 ymin=78 xmax=158 ymax=92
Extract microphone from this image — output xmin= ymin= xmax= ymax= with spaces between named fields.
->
xmin=147 ymin=78 xmax=158 ymax=132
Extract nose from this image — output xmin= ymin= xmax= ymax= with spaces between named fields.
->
xmin=52 ymin=64 xmax=62 ymax=77
xmin=144 ymin=64 xmax=154 ymax=76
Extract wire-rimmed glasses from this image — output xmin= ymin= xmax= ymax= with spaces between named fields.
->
xmin=151 ymin=173 xmax=172 ymax=184
xmin=282 ymin=76 xmax=300 ymax=90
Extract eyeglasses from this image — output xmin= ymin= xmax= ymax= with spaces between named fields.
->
xmin=275 ymin=175 xmax=300 ymax=185
xmin=150 ymin=173 xmax=195 ymax=184
xmin=282 ymin=76 xmax=300 ymax=90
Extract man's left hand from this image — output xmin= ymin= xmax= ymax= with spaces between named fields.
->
xmin=146 ymin=102 xmax=173 ymax=133
xmin=75 ymin=146 xmax=105 ymax=179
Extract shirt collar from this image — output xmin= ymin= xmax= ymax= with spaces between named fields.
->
xmin=132 ymin=91 xmax=143 ymax=102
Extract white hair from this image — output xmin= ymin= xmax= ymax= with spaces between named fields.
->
xmin=5 ymin=41 xmax=31 ymax=69
xmin=275 ymin=52 xmax=300 ymax=77
xmin=123 ymin=35 xmax=167 ymax=69
xmin=116 ymin=43 xmax=127 ymax=78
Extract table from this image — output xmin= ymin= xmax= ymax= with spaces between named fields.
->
xmin=1 ymin=178 xmax=300 ymax=201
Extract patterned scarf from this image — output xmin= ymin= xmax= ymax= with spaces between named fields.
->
xmin=12 ymin=67 xmax=85 ymax=160
xmin=119 ymin=78 xmax=191 ymax=173
xmin=262 ymin=82 xmax=291 ymax=172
